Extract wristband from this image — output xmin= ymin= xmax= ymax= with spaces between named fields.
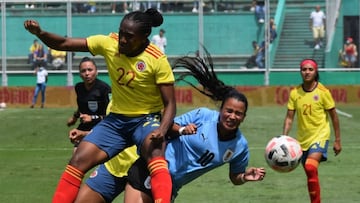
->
xmin=240 ymin=173 xmax=246 ymax=183
xmin=178 ymin=126 xmax=185 ymax=135
xmin=91 ymin=115 xmax=99 ymax=120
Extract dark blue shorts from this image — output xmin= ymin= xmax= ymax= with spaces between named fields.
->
xmin=301 ymin=140 xmax=329 ymax=165
xmin=86 ymin=164 xmax=127 ymax=203
xmin=83 ymin=112 xmax=161 ymax=158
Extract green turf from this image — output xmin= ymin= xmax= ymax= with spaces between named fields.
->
xmin=0 ymin=106 xmax=359 ymax=203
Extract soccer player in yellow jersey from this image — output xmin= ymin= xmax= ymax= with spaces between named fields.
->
xmin=24 ymin=8 xmax=176 ymax=203
xmin=282 ymin=59 xmax=341 ymax=203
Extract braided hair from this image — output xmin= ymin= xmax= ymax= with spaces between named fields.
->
xmin=173 ymin=47 xmax=248 ymax=113
xmin=121 ymin=8 xmax=163 ymax=37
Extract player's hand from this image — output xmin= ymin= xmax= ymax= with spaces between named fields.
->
xmin=244 ymin=167 xmax=266 ymax=181
xmin=333 ymin=140 xmax=341 ymax=156
xmin=181 ymin=123 xmax=197 ymax=135
xmin=149 ymin=129 xmax=164 ymax=145
xmin=79 ymin=114 xmax=91 ymax=123
xmin=24 ymin=20 xmax=41 ymax=35
xmin=67 ymin=116 xmax=77 ymax=126
xmin=69 ymin=129 xmax=88 ymax=144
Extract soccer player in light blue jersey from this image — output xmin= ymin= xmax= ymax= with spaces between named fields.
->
xmin=124 ymin=50 xmax=266 ymax=202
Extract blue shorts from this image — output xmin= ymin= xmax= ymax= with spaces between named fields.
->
xmin=86 ymin=164 xmax=127 ymax=203
xmin=83 ymin=112 xmax=161 ymax=158
xmin=301 ymin=140 xmax=329 ymax=165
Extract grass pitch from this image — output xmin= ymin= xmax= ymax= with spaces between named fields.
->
xmin=0 ymin=106 xmax=359 ymax=203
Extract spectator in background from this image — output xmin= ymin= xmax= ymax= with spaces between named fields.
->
xmin=111 ymin=1 xmax=129 ymax=14
xmin=74 ymin=1 xmax=96 ymax=13
xmin=145 ymin=0 xmax=161 ymax=12
xmin=30 ymin=66 xmax=48 ymax=108
xmin=49 ymin=48 xmax=67 ymax=70
xmin=151 ymin=28 xmax=167 ymax=53
xmin=310 ymin=5 xmax=326 ymax=50
xmin=192 ymin=0 xmax=199 ymax=13
xmin=28 ymin=39 xmax=39 ymax=65
xmin=342 ymin=37 xmax=358 ymax=68
xmin=269 ymin=18 xmax=277 ymax=43
xmin=255 ymin=41 xmax=265 ymax=69
xmin=33 ymin=44 xmax=48 ymax=70
xmin=244 ymin=41 xmax=260 ymax=69
xmin=25 ymin=3 xmax=35 ymax=9
xmin=254 ymin=0 xmax=265 ymax=23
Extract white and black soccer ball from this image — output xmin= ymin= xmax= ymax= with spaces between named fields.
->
xmin=0 ymin=102 xmax=6 ymax=109
xmin=264 ymin=135 xmax=303 ymax=173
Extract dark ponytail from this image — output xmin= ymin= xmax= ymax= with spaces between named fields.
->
xmin=173 ymin=47 xmax=248 ymax=113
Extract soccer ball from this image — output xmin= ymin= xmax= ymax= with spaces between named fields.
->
xmin=264 ymin=135 xmax=303 ymax=173
xmin=0 ymin=102 xmax=6 ymax=109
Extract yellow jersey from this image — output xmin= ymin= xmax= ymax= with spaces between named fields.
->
xmin=87 ymin=33 xmax=174 ymax=115
xmin=104 ymin=146 xmax=138 ymax=177
xmin=287 ymin=82 xmax=335 ymax=150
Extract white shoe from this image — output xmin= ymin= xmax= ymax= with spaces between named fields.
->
xmin=192 ymin=8 xmax=198 ymax=13
xmin=258 ymin=19 xmax=264 ymax=23
xmin=314 ymin=44 xmax=320 ymax=50
xmin=112 ymin=10 xmax=115 ymax=14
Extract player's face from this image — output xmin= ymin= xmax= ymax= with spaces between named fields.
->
xmin=118 ymin=19 xmax=148 ymax=57
xmin=300 ymin=64 xmax=317 ymax=83
xmin=219 ymin=98 xmax=246 ymax=132
xmin=79 ymin=61 xmax=97 ymax=85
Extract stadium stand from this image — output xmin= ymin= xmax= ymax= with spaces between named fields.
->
xmin=272 ymin=0 xmax=326 ymax=69
xmin=1 ymin=55 xmax=250 ymax=72
xmin=6 ymin=1 xmax=257 ymax=16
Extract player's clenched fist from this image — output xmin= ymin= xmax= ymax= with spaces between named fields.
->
xmin=24 ymin=20 xmax=41 ymax=35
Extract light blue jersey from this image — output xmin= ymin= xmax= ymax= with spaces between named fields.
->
xmin=166 ymin=107 xmax=249 ymax=194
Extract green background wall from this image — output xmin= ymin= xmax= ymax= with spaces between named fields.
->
xmin=1 ymin=13 xmax=260 ymax=57
xmin=1 ymin=0 xmax=360 ymax=86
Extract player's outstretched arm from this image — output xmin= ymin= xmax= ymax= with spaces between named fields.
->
xmin=24 ymin=19 xmax=88 ymax=52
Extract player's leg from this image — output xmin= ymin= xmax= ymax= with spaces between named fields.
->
xmin=52 ymin=141 xmax=107 ymax=203
xmin=303 ymin=141 xmax=329 ymax=203
xmin=132 ymin=113 xmax=172 ymax=203
xmin=52 ymin=114 xmax=130 ymax=203
xmin=75 ymin=184 xmax=105 ymax=203
xmin=75 ymin=164 xmax=127 ymax=203
xmin=125 ymin=157 xmax=154 ymax=203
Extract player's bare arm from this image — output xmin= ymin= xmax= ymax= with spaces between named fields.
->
xmin=282 ymin=109 xmax=295 ymax=135
xmin=24 ymin=19 xmax=88 ymax=52
xmin=328 ymin=108 xmax=342 ymax=156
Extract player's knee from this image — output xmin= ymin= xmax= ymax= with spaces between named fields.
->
xmin=304 ymin=159 xmax=319 ymax=178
